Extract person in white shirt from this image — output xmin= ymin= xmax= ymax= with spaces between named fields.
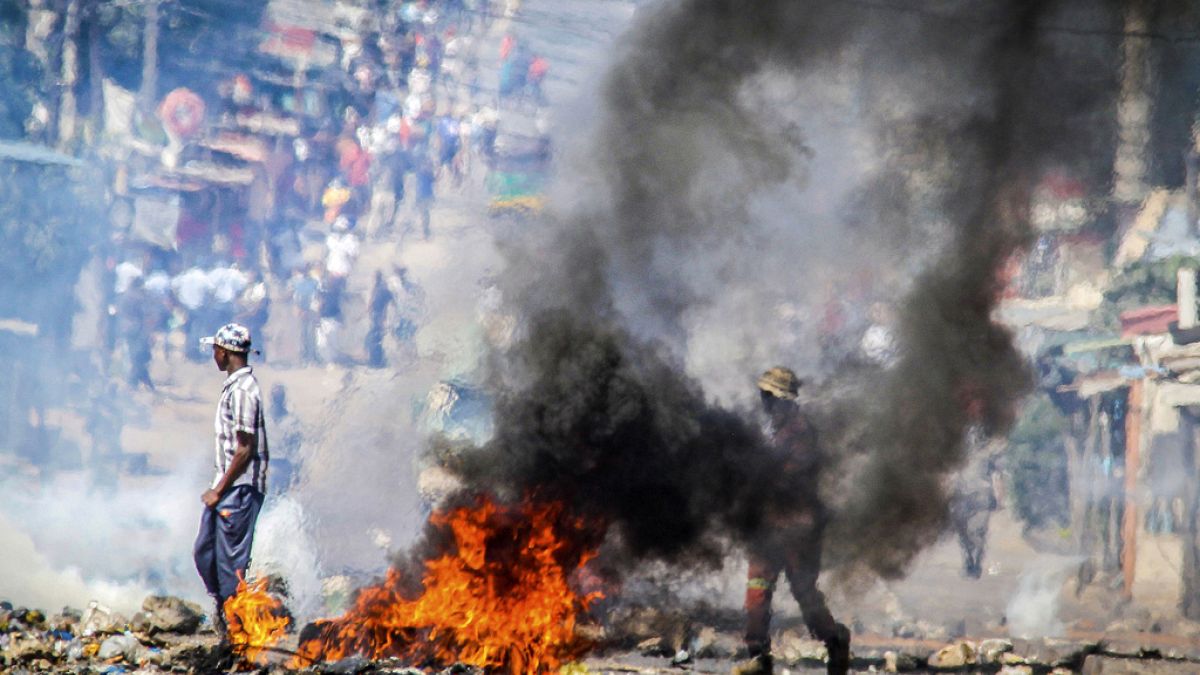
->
xmin=325 ymin=217 xmax=360 ymax=280
xmin=172 ymin=266 xmax=215 ymax=360
xmin=172 ymin=267 xmax=212 ymax=311
xmin=208 ymin=264 xmax=249 ymax=306
xmin=113 ymin=260 xmax=144 ymax=294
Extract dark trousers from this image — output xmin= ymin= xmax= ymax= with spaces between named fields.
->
xmin=951 ymin=491 xmax=993 ymax=578
xmin=365 ymin=323 xmax=386 ymax=368
xmin=126 ymin=336 xmax=153 ymax=388
xmin=193 ymin=485 xmax=264 ymax=602
xmin=744 ymin=519 xmax=848 ymax=673
xmin=300 ymin=311 xmax=318 ymax=364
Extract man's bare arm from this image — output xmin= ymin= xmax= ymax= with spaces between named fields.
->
xmin=201 ymin=431 xmax=255 ymax=508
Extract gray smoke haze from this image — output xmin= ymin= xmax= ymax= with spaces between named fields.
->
xmin=0 ymin=474 xmax=199 ymax=614
xmin=1006 ymin=555 xmax=1079 ymax=638
xmin=444 ymin=0 xmax=1142 ymax=585
xmin=4 ymin=0 xmax=1187 ymax=632
xmin=819 ymin=2 xmax=1045 ymax=579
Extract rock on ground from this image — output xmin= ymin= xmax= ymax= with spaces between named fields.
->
xmin=927 ymin=639 xmax=977 ymax=669
xmin=141 ymin=596 xmax=204 ymax=635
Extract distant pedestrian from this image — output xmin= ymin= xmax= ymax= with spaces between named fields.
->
xmin=387 ymin=115 xmax=411 ymax=207
xmin=267 ymin=219 xmax=303 ymax=279
xmin=325 ymin=217 xmax=360 ymax=282
xmin=289 ymin=266 xmax=321 ymax=365
xmin=322 ymin=178 xmax=353 ymax=224
xmin=118 ymin=277 xmax=154 ymax=390
xmin=527 ymin=54 xmax=549 ymax=105
xmin=171 ymin=265 xmax=214 ymax=363
xmin=336 ymin=136 xmax=371 ymax=192
xmin=414 ymin=157 xmax=436 ymax=239
xmin=950 ymin=427 xmax=1003 ymax=579
xmin=235 ymin=269 xmax=270 ymax=357
xmin=473 ymin=105 xmax=499 ymax=162
xmin=113 ymin=259 xmax=143 ymax=294
xmin=498 ymin=56 xmax=524 ymax=102
xmin=193 ymin=323 xmax=269 ymax=638
xmin=440 ymin=28 xmax=463 ymax=94
xmin=365 ymin=270 xmax=395 ymax=368
xmin=324 ymin=219 xmax=360 ymax=353
xmin=208 ymin=263 xmax=249 ymax=326
xmin=316 ymin=268 xmax=345 ymax=365
xmin=436 ymin=114 xmax=462 ymax=185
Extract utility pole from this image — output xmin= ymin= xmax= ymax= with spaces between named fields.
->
xmin=88 ymin=2 xmax=103 ymax=140
xmin=25 ymin=0 xmax=59 ymax=144
xmin=139 ymin=0 xmax=160 ymax=112
xmin=57 ymin=0 xmax=81 ymax=149
xmin=1112 ymin=0 xmax=1154 ymax=207
xmin=1188 ymin=122 xmax=1200 ymax=235
xmin=1182 ymin=409 xmax=1200 ymax=620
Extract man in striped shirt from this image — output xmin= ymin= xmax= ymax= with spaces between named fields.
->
xmin=193 ymin=322 xmax=269 ymax=636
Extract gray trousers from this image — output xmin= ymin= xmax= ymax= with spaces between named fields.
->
xmin=193 ymin=485 xmax=264 ymax=602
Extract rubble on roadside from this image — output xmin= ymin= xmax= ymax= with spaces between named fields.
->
xmin=5 ymin=593 xmax=1200 ymax=673
xmin=0 ymin=596 xmax=206 ymax=673
xmin=580 ymin=608 xmax=1200 ymax=675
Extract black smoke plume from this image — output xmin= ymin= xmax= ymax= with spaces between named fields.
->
xmin=452 ymin=309 xmax=775 ymax=565
xmin=433 ymin=0 xmax=1141 ymax=583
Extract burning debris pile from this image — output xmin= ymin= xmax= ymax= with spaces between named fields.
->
xmin=292 ymin=496 xmax=602 ymax=673
xmin=225 ymin=576 xmax=292 ymax=664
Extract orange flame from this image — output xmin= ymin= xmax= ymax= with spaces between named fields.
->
xmin=294 ymin=496 xmax=602 ymax=673
xmin=224 ymin=574 xmax=291 ymax=665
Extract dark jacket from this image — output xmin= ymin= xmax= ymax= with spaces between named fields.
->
xmin=763 ymin=406 xmax=824 ymax=524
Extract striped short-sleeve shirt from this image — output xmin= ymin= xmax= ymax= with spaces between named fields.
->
xmin=213 ymin=366 xmax=269 ymax=493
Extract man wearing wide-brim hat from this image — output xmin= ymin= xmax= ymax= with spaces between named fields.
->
xmin=193 ymin=322 xmax=269 ymax=638
xmin=733 ymin=367 xmax=850 ymax=675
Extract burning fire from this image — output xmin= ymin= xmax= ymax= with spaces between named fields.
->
xmin=224 ymin=574 xmax=291 ymax=664
xmin=294 ymin=496 xmax=603 ymax=673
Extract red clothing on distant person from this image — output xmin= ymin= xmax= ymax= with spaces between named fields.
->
xmin=227 ymin=221 xmax=247 ymax=261
xmin=398 ymin=117 xmax=413 ymax=150
xmin=336 ymin=138 xmax=371 ymax=187
xmin=176 ymin=213 xmax=212 ymax=252
xmin=819 ymin=298 xmax=845 ymax=337
xmin=528 ymin=56 xmax=549 ymax=82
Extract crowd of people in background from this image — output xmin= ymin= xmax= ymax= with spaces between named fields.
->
xmin=101 ymin=0 xmax=545 ymax=389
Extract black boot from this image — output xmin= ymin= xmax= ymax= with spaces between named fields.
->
xmin=825 ymin=623 xmax=850 ymax=675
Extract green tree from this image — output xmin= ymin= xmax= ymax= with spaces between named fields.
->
xmin=0 ymin=0 xmax=46 ymax=139
xmin=1007 ymin=393 xmax=1071 ymax=531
